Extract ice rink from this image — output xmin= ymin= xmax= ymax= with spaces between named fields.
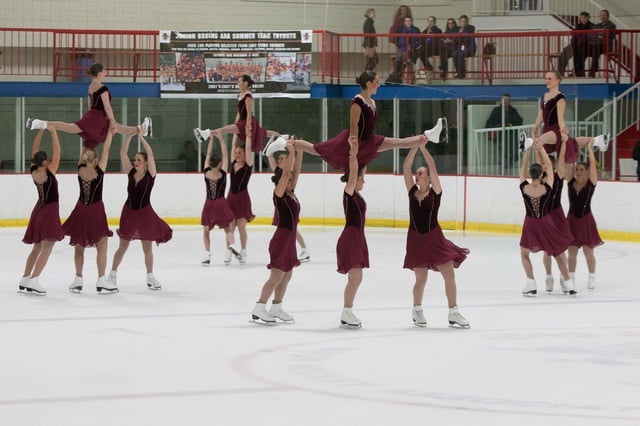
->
xmin=1 ymin=225 xmax=638 ymax=426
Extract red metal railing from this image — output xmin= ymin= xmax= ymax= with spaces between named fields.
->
xmin=1 ymin=28 xmax=158 ymax=81
xmin=311 ymin=29 xmax=639 ymax=85
xmin=2 ymin=28 xmax=637 ymax=84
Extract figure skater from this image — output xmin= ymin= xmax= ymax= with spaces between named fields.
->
xmin=519 ymin=142 xmax=575 ymax=296
xmin=200 ymin=132 xmax=242 ymax=266
xmin=19 ymin=125 xmax=65 ymax=295
xmin=107 ymin=126 xmax=173 ymax=290
xmin=26 ymin=63 xmax=152 ymax=148
xmin=251 ymin=137 xmax=302 ymax=325
xmin=402 ymin=143 xmax=470 ymax=328
xmin=193 ymin=74 xmax=279 ymax=152
xmin=337 ymin=138 xmax=368 ymax=329
xmin=267 ymin=146 xmax=310 ymax=263
xmin=64 ymin=128 xmax=117 ymax=294
xmin=263 ymin=71 xmax=445 ymax=171
xmin=566 ymin=141 xmax=604 ymax=290
xmin=520 ymin=71 xmax=608 ymax=162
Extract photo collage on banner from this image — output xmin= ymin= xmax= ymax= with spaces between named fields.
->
xmin=159 ymin=30 xmax=313 ymax=96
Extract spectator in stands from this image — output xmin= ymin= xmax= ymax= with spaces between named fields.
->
xmin=362 ymin=8 xmax=378 ymax=72
xmin=393 ymin=16 xmax=421 ymax=81
xmin=451 ymin=15 xmax=476 ymax=79
xmin=179 ymin=140 xmax=202 ymax=172
xmin=419 ymin=16 xmax=442 ymax=72
xmin=485 ymin=93 xmax=523 ymax=167
xmin=439 ymin=18 xmax=459 ymax=79
xmin=588 ymin=9 xmax=616 ymax=78
xmin=633 ymin=140 xmax=640 ymax=181
xmin=389 ymin=5 xmax=413 ymax=45
xmin=572 ymin=12 xmax=593 ymax=78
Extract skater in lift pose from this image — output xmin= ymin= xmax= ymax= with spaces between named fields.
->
xmin=251 ymin=137 xmax=303 ymax=325
xmin=402 ymin=142 xmax=469 ymax=328
xmin=194 ymin=74 xmax=279 ymax=153
xmin=26 ymin=63 xmax=152 ymax=148
xmin=263 ymin=71 xmax=446 ymax=171
xmin=520 ymin=71 xmax=608 ymax=162
xmin=19 ymin=125 xmax=65 ymax=295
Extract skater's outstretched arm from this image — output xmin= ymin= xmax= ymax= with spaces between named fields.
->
xmin=31 ymin=129 xmax=46 ymax=158
xmin=120 ymin=134 xmax=135 ymax=174
xmin=586 ymin=141 xmax=598 ymax=185
xmin=204 ymin=134 xmax=214 ymax=170
xmin=536 ymin=142 xmax=554 ymax=187
xmin=344 ymin=137 xmax=359 ymax=196
xmin=47 ymin=126 xmax=61 ymax=174
xmin=98 ymin=129 xmax=114 ymax=172
xmin=520 ymin=145 xmax=533 ymax=184
xmin=138 ymin=132 xmax=157 ymax=177
xmin=291 ymin=147 xmax=303 ymax=191
xmin=218 ymin=133 xmax=230 ymax=174
xmin=420 ymin=143 xmax=441 ymax=194
xmin=403 ymin=145 xmax=419 ymax=192
xmin=274 ymin=139 xmax=295 ymax=198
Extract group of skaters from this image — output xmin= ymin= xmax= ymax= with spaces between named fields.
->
xmin=18 ymin=64 xmax=606 ymax=330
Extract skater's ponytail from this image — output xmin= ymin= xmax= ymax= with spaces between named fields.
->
xmin=271 ymin=166 xmax=283 ymax=185
xmin=32 ymin=151 xmax=48 ymax=167
xmin=87 ymin=63 xmax=104 ymax=77
xmin=240 ymin=74 xmax=254 ymax=87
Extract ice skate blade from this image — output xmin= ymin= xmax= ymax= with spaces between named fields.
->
xmin=69 ymin=286 xmax=83 ymax=293
xmin=250 ymin=315 xmax=276 ymax=326
xmin=25 ymin=117 xmax=33 ymax=129
xmin=298 ymin=256 xmax=311 ymax=263
xmin=522 ymin=290 xmax=537 ymax=297
xmin=562 ymin=290 xmax=578 ymax=296
xmin=448 ymin=322 xmax=470 ymax=329
xmin=17 ymin=287 xmax=46 ymax=296
xmin=97 ymin=287 xmax=119 ymax=294
xmin=412 ymin=320 xmax=427 ymax=328
xmin=147 ymin=284 xmax=162 ymax=291
xmin=273 ymin=317 xmax=295 ymax=324
xmin=339 ymin=321 xmax=362 ymax=330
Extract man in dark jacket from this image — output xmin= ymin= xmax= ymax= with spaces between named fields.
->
xmin=485 ymin=93 xmax=523 ymax=168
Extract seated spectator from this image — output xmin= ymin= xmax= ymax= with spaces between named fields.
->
xmin=571 ymin=11 xmax=593 ymax=77
xmin=451 ymin=15 xmax=476 ymax=79
xmin=389 ymin=16 xmax=420 ymax=82
xmin=588 ymin=9 xmax=616 ymax=77
xmin=420 ymin=16 xmax=442 ymax=71
xmin=439 ymin=18 xmax=459 ymax=79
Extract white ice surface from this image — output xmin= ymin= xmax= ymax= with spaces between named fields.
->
xmin=1 ymin=225 xmax=638 ymax=426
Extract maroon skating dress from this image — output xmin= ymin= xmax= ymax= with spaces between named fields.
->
xmin=315 ymin=95 xmax=386 ymax=171
xmin=116 ymin=169 xmax=173 ymax=244
xmin=403 ymin=186 xmax=469 ymax=271
xmin=62 ymin=165 xmax=113 ymax=247
xmin=519 ymin=181 xmax=573 ymax=256
xmin=267 ymin=191 xmax=301 ymax=272
xmin=567 ymin=178 xmax=604 ymax=248
xmin=227 ymin=161 xmax=255 ymax=222
xmin=200 ymin=168 xmax=235 ymax=230
xmin=75 ymin=86 xmax=111 ymax=149
xmin=22 ymin=167 xmax=65 ymax=244
xmin=235 ymin=93 xmax=267 ymax=152
xmin=336 ymin=191 xmax=369 ymax=274
xmin=547 ymin=172 xmax=572 ymax=239
xmin=540 ymin=93 xmax=579 ymax=163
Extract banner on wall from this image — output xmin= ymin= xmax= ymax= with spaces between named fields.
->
xmin=159 ymin=30 xmax=312 ymax=96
